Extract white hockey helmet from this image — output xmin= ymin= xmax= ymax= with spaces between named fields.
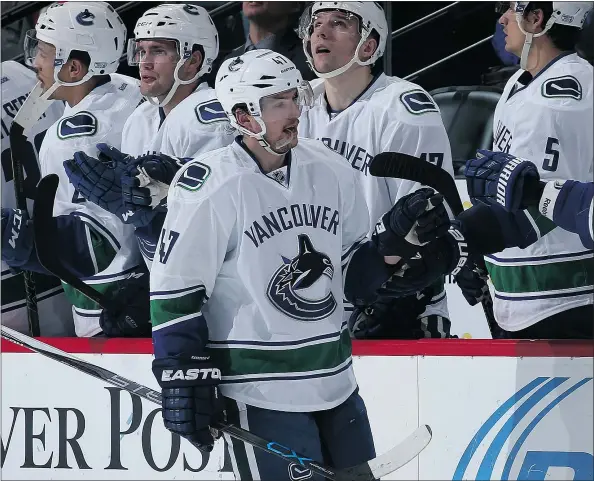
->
xmin=498 ymin=2 xmax=593 ymax=69
xmin=301 ymin=1 xmax=388 ymax=78
xmin=215 ymin=49 xmax=313 ymax=155
xmin=128 ymin=3 xmax=219 ymax=107
xmin=24 ymin=2 xmax=126 ymax=100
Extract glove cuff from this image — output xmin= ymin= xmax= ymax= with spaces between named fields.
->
xmin=152 ymin=355 xmax=221 ymax=389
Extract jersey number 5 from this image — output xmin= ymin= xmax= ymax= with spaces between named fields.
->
xmin=542 ymin=137 xmax=559 ymax=172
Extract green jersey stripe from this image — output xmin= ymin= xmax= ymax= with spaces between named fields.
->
xmin=486 ymin=257 xmax=594 ymax=294
xmin=211 ymin=327 xmax=352 ymax=377
xmin=151 ymin=291 xmax=204 ymax=327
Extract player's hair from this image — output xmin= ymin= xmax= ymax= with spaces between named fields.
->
xmin=524 ymin=2 xmax=582 ymax=51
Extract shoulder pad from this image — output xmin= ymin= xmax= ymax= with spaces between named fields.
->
xmin=57 ymin=112 xmax=98 ymax=139
xmin=541 ymin=75 xmax=583 ymax=101
xmin=399 ymin=89 xmax=439 ymax=115
xmin=195 ymin=100 xmax=227 ymax=124
xmin=174 ymin=161 xmax=212 ymax=192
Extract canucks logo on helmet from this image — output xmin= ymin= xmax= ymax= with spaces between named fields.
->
xmin=267 ymin=234 xmax=336 ymax=321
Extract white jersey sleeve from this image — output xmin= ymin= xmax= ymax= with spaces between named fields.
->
xmin=158 ymin=83 xmax=237 ymax=158
xmin=120 ymin=99 xmax=162 ymax=157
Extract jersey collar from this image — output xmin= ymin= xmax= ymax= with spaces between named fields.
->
xmin=234 ymin=136 xmax=293 ymax=189
xmin=323 ymin=72 xmax=384 ymax=120
xmin=508 ymin=51 xmax=576 ymax=100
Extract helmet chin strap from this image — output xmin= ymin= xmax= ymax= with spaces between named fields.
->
xmin=515 ymin=12 xmax=556 ymax=71
xmin=238 ymin=118 xmax=290 ymax=157
xmin=146 ymin=59 xmax=201 ymax=108
xmin=39 ymin=64 xmax=96 ymax=102
xmin=307 ymin=34 xmax=374 ymax=79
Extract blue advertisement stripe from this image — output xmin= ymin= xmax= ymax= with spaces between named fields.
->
xmin=476 ymin=377 xmax=569 ymax=480
xmin=452 ymin=377 xmax=549 ymax=480
xmin=501 ymin=377 xmax=593 ymax=480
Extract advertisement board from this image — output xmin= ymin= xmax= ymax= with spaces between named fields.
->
xmin=1 ymin=339 xmax=592 ymax=480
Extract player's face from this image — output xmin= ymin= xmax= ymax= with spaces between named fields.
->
xmin=498 ymin=3 xmax=532 ymax=56
xmin=260 ymin=88 xmax=302 ymax=153
xmin=308 ymin=10 xmax=361 ymax=74
xmin=134 ymin=40 xmax=180 ymax=97
xmin=32 ymin=40 xmax=57 ymax=91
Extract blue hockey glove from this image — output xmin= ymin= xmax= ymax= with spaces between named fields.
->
xmin=152 ymin=354 xmax=225 ymax=452
xmin=63 ymin=143 xmax=134 ymax=220
xmin=120 ymin=153 xmax=189 ymax=228
xmin=99 ymin=267 xmax=151 ymax=337
xmin=373 ymin=188 xmax=450 ymax=259
xmin=1 ymin=208 xmax=35 ymax=269
xmin=465 ymin=150 xmax=541 ymax=212
xmin=453 ymin=258 xmax=490 ymax=306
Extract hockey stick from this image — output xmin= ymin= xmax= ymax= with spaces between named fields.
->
xmin=369 ymin=152 xmax=499 ymax=338
xmin=1 ymin=325 xmax=432 ymax=481
xmin=9 ymin=82 xmax=52 ymax=337
xmin=31 ymin=175 xmax=433 ymax=480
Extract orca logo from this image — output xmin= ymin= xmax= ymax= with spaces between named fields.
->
xmin=453 ymin=376 xmax=593 ymax=480
xmin=267 ymin=234 xmax=336 ymax=321
xmin=76 ymin=9 xmax=95 ymax=26
xmin=542 ymin=76 xmax=583 ymax=101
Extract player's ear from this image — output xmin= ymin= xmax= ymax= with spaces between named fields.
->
xmin=186 ymin=49 xmax=203 ymax=76
xmin=526 ymin=8 xmax=545 ymax=33
xmin=234 ymin=107 xmax=261 ymax=134
xmin=65 ymin=58 xmax=87 ymax=82
xmin=359 ymin=35 xmax=378 ymax=62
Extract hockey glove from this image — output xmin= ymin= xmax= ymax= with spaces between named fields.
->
xmin=454 ymin=258 xmax=490 ymax=306
xmin=120 ymin=153 xmax=189 ymax=228
xmin=373 ymin=188 xmax=450 ymax=259
xmin=64 ymin=143 xmax=134 ymax=219
xmin=99 ymin=267 xmax=151 ymax=337
xmin=152 ymin=354 xmax=225 ymax=452
xmin=1 ymin=208 xmax=35 ymax=269
xmin=465 ymin=150 xmax=542 ymax=212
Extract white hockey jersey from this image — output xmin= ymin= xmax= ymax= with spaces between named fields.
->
xmin=487 ymin=52 xmax=593 ymax=331
xmin=299 ymin=73 xmax=454 ymax=324
xmin=150 ymin=138 xmax=370 ymax=411
xmin=121 ymin=82 xmax=236 ymax=266
xmin=1 ymin=60 xmax=73 ymax=336
xmin=38 ymin=74 xmax=144 ymax=337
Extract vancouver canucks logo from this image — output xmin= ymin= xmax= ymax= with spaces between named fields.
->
xmin=267 ymin=234 xmax=337 ymax=321
xmin=76 ymin=9 xmax=95 ymax=26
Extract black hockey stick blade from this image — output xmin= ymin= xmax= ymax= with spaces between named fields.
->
xmin=1 ymin=325 xmax=432 ymax=481
xmin=34 ymin=174 xmax=119 ymax=312
xmin=370 ymin=152 xmax=464 ymax=215
xmin=370 ymin=152 xmax=501 ymax=338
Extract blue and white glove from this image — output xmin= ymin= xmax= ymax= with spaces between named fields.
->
xmin=120 ymin=153 xmax=189 ymax=228
xmin=1 ymin=208 xmax=35 ymax=269
xmin=152 ymin=354 xmax=225 ymax=452
xmin=63 ymin=143 xmax=134 ymax=220
xmin=465 ymin=149 xmax=542 ymax=212
xmin=373 ymin=188 xmax=450 ymax=259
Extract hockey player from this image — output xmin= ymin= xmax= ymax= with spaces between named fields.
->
xmin=1 ymin=2 xmax=147 ymax=338
xmin=298 ymin=2 xmax=456 ymax=339
xmin=63 ymin=4 xmax=236 ymax=264
xmin=149 ymin=49 xmax=468 ymax=480
xmin=466 ymin=149 xmax=594 ymax=250
xmin=464 ymin=2 xmax=593 ymax=339
xmin=0 ymin=60 xmax=73 ymax=336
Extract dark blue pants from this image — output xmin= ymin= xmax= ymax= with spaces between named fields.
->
xmin=223 ymin=388 xmax=376 ymax=480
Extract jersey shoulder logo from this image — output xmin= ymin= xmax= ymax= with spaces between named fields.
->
xmin=57 ymin=112 xmax=98 ymax=139
xmin=195 ymin=100 xmax=227 ymax=124
xmin=267 ymin=234 xmax=336 ymax=321
xmin=399 ymin=89 xmax=439 ymax=115
xmin=174 ymin=161 xmax=211 ymax=191
xmin=541 ymin=75 xmax=583 ymax=101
